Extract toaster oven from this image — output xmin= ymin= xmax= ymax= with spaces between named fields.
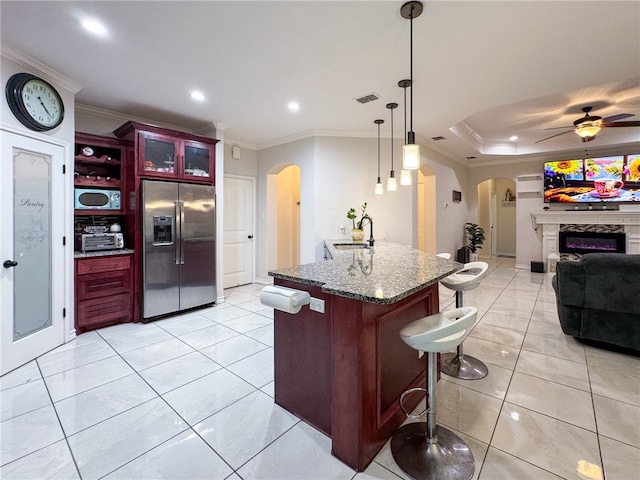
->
xmin=81 ymin=233 xmax=124 ymax=252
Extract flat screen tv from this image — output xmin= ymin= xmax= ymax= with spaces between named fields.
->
xmin=544 ymin=154 xmax=640 ymax=203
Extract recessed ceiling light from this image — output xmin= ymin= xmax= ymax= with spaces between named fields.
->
xmin=288 ymin=102 xmax=300 ymax=112
xmin=509 ymin=135 xmax=518 ymax=141
xmin=190 ymin=91 xmax=206 ymax=102
xmin=80 ymin=17 xmax=108 ymax=36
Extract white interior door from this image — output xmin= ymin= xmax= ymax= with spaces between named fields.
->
xmin=223 ymin=175 xmax=254 ymax=288
xmin=1 ymin=130 xmax=66 ymax=375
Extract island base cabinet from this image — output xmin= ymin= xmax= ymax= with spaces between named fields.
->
xmin=273 ymin=278 xmax=439 ymax=471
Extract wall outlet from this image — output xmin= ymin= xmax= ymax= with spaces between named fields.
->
xmin=309 ymin=297 xmax=325 ymax=313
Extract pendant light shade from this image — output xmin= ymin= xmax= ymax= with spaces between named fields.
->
xmin=398 ymin=79 xmax=412 ymax=186
xmin=400 ymin=169 xmax=412 ymax=186
xmin=387 ymin=102 xmax=398 ymax=192
xmin=374 ymin=119 xmax=384 ymax=195
xmin=401 ymin=1 xmax=423 ymax=171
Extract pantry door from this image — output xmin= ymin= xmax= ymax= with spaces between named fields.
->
xmin=223 ymin=175 xmax=255 ymax=288
xmin=0 ymin=130 xmax=66 ymax=375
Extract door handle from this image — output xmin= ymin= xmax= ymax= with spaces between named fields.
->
xmin=3 ymin=260 xmax=18 ymax=268
xmin=248 ymin=235 xmax=254 ymax=239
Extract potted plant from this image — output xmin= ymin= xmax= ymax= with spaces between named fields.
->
xmin=347 ymin=202 xmax=371 ymax=242
xmin=464 ymin=222 xmax=485 ymax=262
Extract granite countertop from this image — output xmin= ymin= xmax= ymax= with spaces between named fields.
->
xmin=268 ymin=240 xmax=461 ymax=305
xmin=74 ymin=248 xmax=135 ymax=259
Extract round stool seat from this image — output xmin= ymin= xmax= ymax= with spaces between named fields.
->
xmin=400 ymin=307 xmax=478 ymax=353
xmin=440 ymin=261 xmax=489 ymax=292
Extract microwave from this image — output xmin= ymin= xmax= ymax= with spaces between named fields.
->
xmin=74 ymin=188 xmax=121 ymax=210
xmin=81 ymin=233 xmax=124 ymax=252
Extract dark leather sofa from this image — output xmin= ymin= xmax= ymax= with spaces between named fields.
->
xmin=552 ymin=253 xmax=640 ymax=352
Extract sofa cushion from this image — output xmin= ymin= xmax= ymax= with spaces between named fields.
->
xmin=581 ymin=253 xmax=640 ymax=316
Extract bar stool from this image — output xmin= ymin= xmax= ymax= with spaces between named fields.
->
xmin=439 ymin=262 xmax=489 ymax=379
xmin=391 ymin=307 xmax=478 ymax=480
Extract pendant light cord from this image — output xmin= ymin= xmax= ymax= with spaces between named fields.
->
xmin=410 ymin=4 xmax=414 ymax=134
xmin=377 ymin=123 xmax=381 ymax=176
xmin=390 ymin=108 xmax=394 ymax=170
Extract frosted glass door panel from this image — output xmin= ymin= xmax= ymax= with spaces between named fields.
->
xmin=13 ymin=148 xmax=52 ymax=339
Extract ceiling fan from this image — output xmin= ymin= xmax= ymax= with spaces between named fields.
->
xmin=536 ymin=106 xmax=640 ymax=144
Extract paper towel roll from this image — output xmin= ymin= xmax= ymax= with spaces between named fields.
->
xmin=260 ymin=285 xmax=310 ymax=314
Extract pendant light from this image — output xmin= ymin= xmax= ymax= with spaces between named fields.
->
xmin=398 ymin=79 xmax=412 ymax=186
xmin=401 ymin=1 xmax=423 ymax=171
xmin=386 ymin=102 xmax=398 ymax=192
xmin=374 ymin=119 xmax=384 ymax=195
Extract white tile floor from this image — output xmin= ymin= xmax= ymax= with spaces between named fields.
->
xmin=1 ymin=257 xmax=639 ymax=480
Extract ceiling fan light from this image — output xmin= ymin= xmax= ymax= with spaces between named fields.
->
xmin=400 ymin=169 xmax=412 ymax=186
xmin=575 ymin=124 xmax=601 ymax=138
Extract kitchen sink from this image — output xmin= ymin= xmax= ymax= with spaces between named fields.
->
xmin=333 ymin=243 xmax=370 ymax=250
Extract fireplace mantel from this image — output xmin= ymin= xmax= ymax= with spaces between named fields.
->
xmin=531 ymin=210 xmax=640 ymax=260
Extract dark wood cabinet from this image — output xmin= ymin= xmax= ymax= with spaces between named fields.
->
xmin=74 ymin=133 xmax=126 ymax=215
xmin=75 ymin=254 xmax=133 ymax=333
xmin=114 ymin=121 xmax=217 ymax=184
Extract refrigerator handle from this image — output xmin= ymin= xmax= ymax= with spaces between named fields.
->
xmin=179 ymin=200 xmax=185 ymax=265
xmin=175 ymin=201 xmax=182 ymax=265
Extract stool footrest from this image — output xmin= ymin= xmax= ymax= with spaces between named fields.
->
xmin=399 ymin=387 xmax=429 ymax=419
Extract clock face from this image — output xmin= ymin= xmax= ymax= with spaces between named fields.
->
xmin=21 ymin=78 xmax=63 ymax=128
xmin=5 ymin=73 xmax=65 ymax=131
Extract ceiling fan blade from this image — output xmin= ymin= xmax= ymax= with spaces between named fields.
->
xmin=601 ymin=120 xmax=640 ymax=128
xmin=602 ymin=113 xmax=634 ymax=122
xmin=535 ymin=129 xmax=573 ymax=143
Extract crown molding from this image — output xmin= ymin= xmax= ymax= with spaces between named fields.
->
xmin=1 ymin=45 xmax=82 ymax=93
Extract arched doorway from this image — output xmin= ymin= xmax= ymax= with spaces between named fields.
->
xmin=476 ymin=178 xmax=516 ymax=258
xmin=266 ymin=164 xmax=301 ymax=270
xmin=417 ymin=165 xmax=437 ymax=253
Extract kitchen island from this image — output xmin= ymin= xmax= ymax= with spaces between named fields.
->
xmin=268 ymin=241 xmax=461 ymax=471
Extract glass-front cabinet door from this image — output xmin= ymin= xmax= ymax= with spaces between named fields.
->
xmin=138 ymin=132 xmax=178 ymax=178
xmin=138 ymin=133 xmax=213 ymax=182
xmin=182 ymin=140 xmax=212 ymax=180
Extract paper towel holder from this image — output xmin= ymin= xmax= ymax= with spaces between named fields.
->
xmin=260 ymin=285 xmax=311 ymax=314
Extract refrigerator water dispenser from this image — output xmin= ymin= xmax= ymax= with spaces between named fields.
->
xmin=153 ymin=215 xmax=173 ymax=245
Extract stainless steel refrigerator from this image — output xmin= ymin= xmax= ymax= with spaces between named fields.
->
xmin=142 ymin=180 xmax=216 ymax=320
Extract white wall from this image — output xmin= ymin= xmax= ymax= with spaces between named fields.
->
xmin=420 ymin=144 xmax=471 ymax=257
xmin=257 ymin=137 xmax=315 ymax=280
xmin=224 ymin=143 xmax=257 ymax=177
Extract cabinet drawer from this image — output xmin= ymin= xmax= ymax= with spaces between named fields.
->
xmin=77 ymin=293 xmax=131 ymax=329
xmin=76 ymin=255 xmax=131 ymax=275
xmin=77 ymin=269 xmax=131 ymax=300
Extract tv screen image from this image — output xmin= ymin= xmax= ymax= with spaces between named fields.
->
xmin=544 ymin=154 xmax=640 ymax=203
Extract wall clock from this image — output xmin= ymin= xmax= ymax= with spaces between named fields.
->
xmin=5 ymin=73 xmax=65 ymax=131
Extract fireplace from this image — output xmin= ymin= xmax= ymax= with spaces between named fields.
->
xmin=559 ymin=231 xmax=626 ymax=255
